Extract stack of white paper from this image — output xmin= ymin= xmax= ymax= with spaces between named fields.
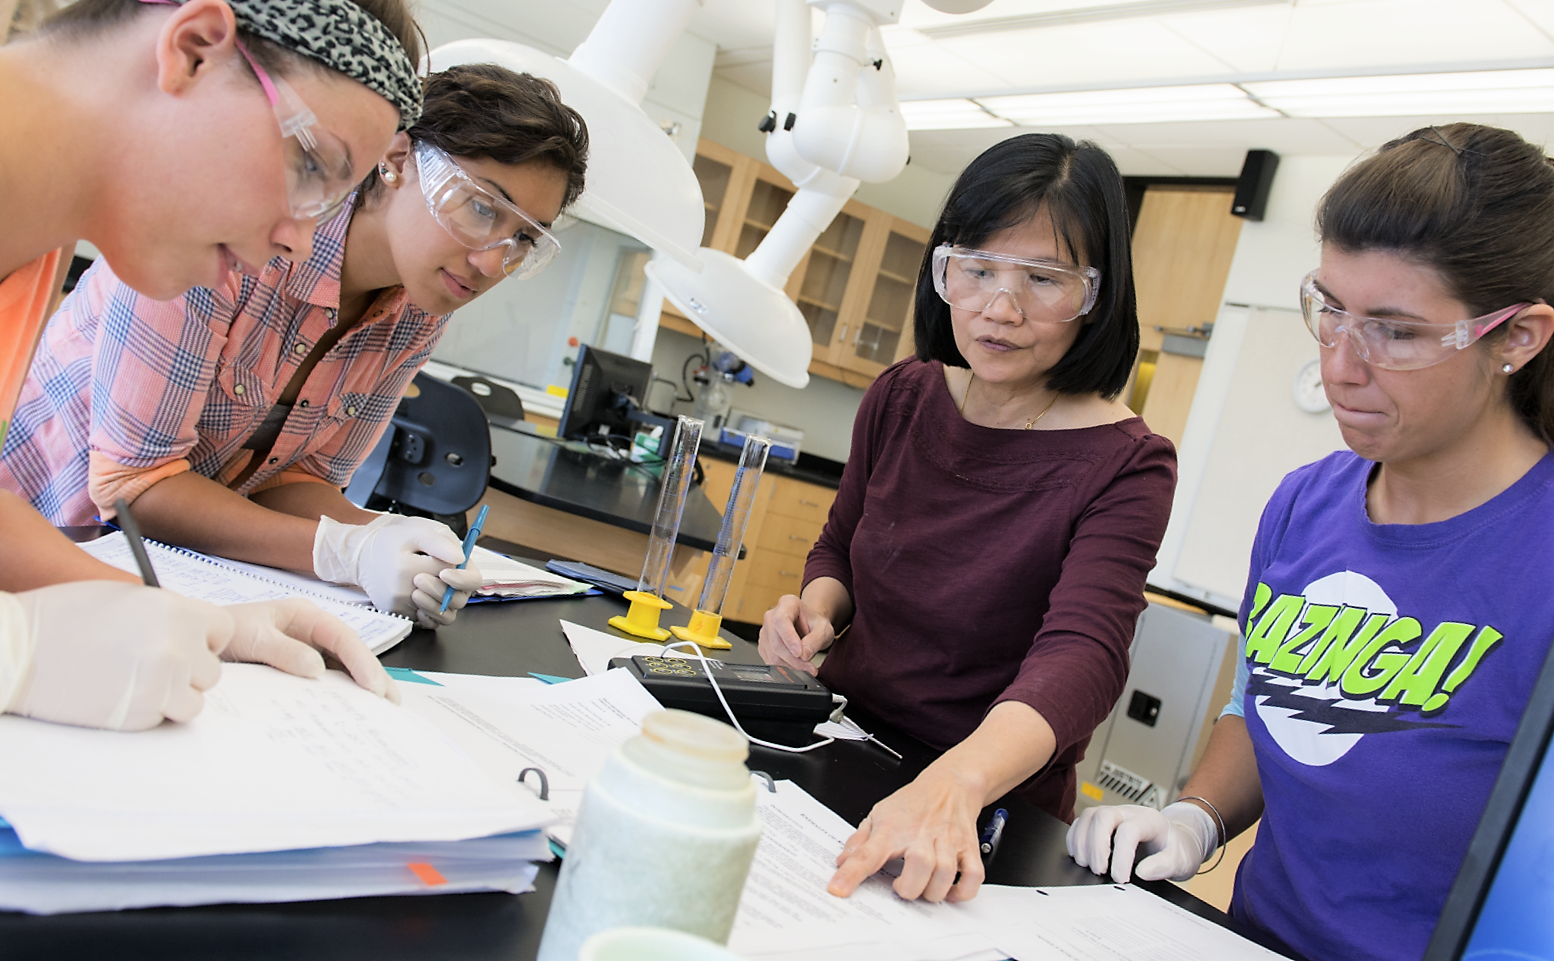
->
xmin=0 ymin=665 xmax=556 ymax=914
xmin=0 ymin=823 xmax=547 ymax=915
xmin=471 ymin=548 xmax=592 ymax=598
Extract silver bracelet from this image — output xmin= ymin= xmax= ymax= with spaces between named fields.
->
xmin=1176 ymin=795 xmax=1228 ymax=875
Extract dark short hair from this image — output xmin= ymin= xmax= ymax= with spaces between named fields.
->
xmin=914 ymin=133 xmax=1139 ymax=399
xmin=387 ymin=64 xmax=589 ymax=212
xmin=1318 ymin=123 xmax=1554 ymax=443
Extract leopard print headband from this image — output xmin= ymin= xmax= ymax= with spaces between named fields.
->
xmin=204 ymin=0 xmax=422 ymax=128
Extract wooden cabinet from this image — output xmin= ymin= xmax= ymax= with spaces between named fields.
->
xmin=831 ymin=221 xmax=929 ymax=379
xmin=662 ymin=138 xmax=927 ymax=390
xmin=695 ymin=458 xmax=838 ymax=624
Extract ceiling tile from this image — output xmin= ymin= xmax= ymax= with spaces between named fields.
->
xmin=887 ymin=44 xmax=1019 ymax=98
xmin=1276 ymin=0 xmax=1554 ymax=71
xmin=1156 ymin=5 xmax=1295 ymax=73
xmin=1101 ymin=116 xmax=1363 ymax=152
xmin=1503 ymin=0 xmax=1554 ymax=41
xmin=936 ymin=19 xmax=1235 ymax=87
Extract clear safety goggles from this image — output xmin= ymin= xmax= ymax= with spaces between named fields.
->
xmin=413 ymin=141 xmax=562 ymax=279
xmin=932 ymin=244 xmax=1100 ymax=324
xmin=1299 ymin=272 xmax=1528 ymax=372
xmin=138 ymin=0 xmax=355 ymax=222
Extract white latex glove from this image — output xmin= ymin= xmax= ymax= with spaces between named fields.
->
xmin=0 ymin=582 xmax=233 ymax=731
xmin=313 ymin=515 xmax=482 ymax=629
xmin=1066 ymin=801 xmax=1219 ymax=883
xmin=222 ymin=599 xmax=400 ymax=704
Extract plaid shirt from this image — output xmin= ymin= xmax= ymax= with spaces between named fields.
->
xmin=0 ymin=208 xmax=451 ymax=525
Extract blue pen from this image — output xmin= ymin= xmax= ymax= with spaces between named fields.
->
xmin=979 ymin=808 xmax=1008 ymax=859
xmin=440 ymin=503 xmax=489 ymax=613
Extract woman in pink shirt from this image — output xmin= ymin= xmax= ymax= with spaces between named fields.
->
xmin=0 ymin=0 xmax=422 ymax=729
xmin=2 ymin=64 xmax=589 ymax=629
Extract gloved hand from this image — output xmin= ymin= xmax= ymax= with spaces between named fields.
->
xmin=0 ymin=581 xmax=233 ymax=731
xmin=313 ymin=514 xmax=482 ymax=629
xmin=223 ymin=599 xmax=400 ymax=704
xmin=1066 ymin=801 xmax=1219 ymax=883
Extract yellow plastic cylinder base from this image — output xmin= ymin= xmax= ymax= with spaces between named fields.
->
xmin=609 ymin=591 xmax=673 ymax=641
xmin=669 ymin=608 xmax=731 ymax=650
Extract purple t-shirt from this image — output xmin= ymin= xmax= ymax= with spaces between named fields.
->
xmin=1232 ymin=449 xmax=1554 ymax=961
xmin=806 ymin=359 xmax=1177 ymax=820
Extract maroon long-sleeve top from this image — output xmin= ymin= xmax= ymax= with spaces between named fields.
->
xmin=806 ymin=359 xmax=1177 ymax=820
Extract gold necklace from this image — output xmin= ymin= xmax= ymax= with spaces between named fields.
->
xmin=958 ymin=372 xmax=1060 ymax=429
xmin=1023 ymin=393 xmax=1060 ymax=429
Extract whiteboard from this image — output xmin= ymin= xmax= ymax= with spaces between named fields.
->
xmin=1150 ymin=304 xmax=1346 ymax=613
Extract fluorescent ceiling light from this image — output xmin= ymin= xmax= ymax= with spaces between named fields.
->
xmin=979 ymin=83 xmax=1279 ymax=125
xmin=901 ymin=98 xmax=1014 ymax=130
xmin=1244 ymin=69 xmax=1554 ymax=117
xmin=916 ymin=0 xmax=1287 ymax=40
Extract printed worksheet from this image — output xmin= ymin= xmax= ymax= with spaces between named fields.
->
xmin=0 ymin=665 xmax=551 ymax=862
xmin=729 ymin=780 xmax=1005 ymax=961
xmin=960 ymin=883 xmax=1292 ymax=961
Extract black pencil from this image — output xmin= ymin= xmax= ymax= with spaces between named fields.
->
xmin=114 ymin=498 xmax=161 ymax=588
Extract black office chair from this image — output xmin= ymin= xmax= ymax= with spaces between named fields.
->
xmin=345 ymin=373 xmax=491 ymax=537
xmin=452 ymin=374 xmax=525 ymax=429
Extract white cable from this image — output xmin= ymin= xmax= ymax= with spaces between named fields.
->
xmin=662 ymin=641 xmax=834 ymax=754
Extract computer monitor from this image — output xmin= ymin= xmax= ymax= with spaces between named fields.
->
xmin=557 ymin=344 xmax=653 ymax=442
xmin=1424 ymin=638 xmax=1554 ymax=960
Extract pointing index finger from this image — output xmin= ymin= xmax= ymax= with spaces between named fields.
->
xmin=828 ymin=831 xmax=894 ymax=898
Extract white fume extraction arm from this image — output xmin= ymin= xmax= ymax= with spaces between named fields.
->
xmin=428 ymin=0 xmax=707 ymax=269
xmin=648 ymin=0 xmax=913 ymax=389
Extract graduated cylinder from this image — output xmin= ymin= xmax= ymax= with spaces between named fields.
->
xmin=671 ymin=435 xmax=771 ymax=649
xmin=610 ymin=416 xmax=704 ymax=641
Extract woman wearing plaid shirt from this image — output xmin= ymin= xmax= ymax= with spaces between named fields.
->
xmin=1 ymin=64 xmax=589 ymax=630
xmin=0 ymin=0 xmax=426 ymax=730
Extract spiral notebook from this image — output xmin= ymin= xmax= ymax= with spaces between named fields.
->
xmin=76 ymin=532 xmax=414 ymax=655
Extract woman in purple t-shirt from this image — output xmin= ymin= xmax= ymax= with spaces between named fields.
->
xmin=758 ymin=134 xmax=1178 ymax=904
xmin=1069 ymin=124 xmax=1554 ymax=961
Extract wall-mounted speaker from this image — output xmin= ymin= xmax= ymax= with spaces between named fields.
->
xmin=1231 ymin=149 xmax=1279 ymax=222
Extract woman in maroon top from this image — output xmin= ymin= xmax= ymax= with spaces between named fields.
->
xmin=759 ymin=134 xmax=1177 ymax=904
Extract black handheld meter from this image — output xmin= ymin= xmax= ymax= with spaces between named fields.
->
xmin=609 ymin=654 xmax=835 ymax=747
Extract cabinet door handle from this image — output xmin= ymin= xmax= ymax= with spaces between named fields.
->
xmin=788 ymin=534 xmax=807 ymax=541
xmin=798 ymin=499 xmax=819 ymax=507
xmin=779 ymin=570 xmax=799 ymax=578
xmin=853 ymin=327 xmax=864 ymax=346
xmin=838 ymin=324 xmax=849 ymax=342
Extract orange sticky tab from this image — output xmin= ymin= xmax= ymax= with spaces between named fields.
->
xmin=408 ymin=862 xmax=447 ymax=886
xmin=1080 ymin=781 xmax=1104 ymax=801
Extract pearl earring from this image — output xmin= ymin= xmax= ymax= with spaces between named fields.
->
xmin=380 ymin=165 xmax=397 ymax=183
xmin=1503 ymin=363 xmax=1516 ymax=374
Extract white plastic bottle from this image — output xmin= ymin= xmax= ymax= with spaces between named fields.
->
xmin=536 ymin=709 xmax=763 ymax=961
